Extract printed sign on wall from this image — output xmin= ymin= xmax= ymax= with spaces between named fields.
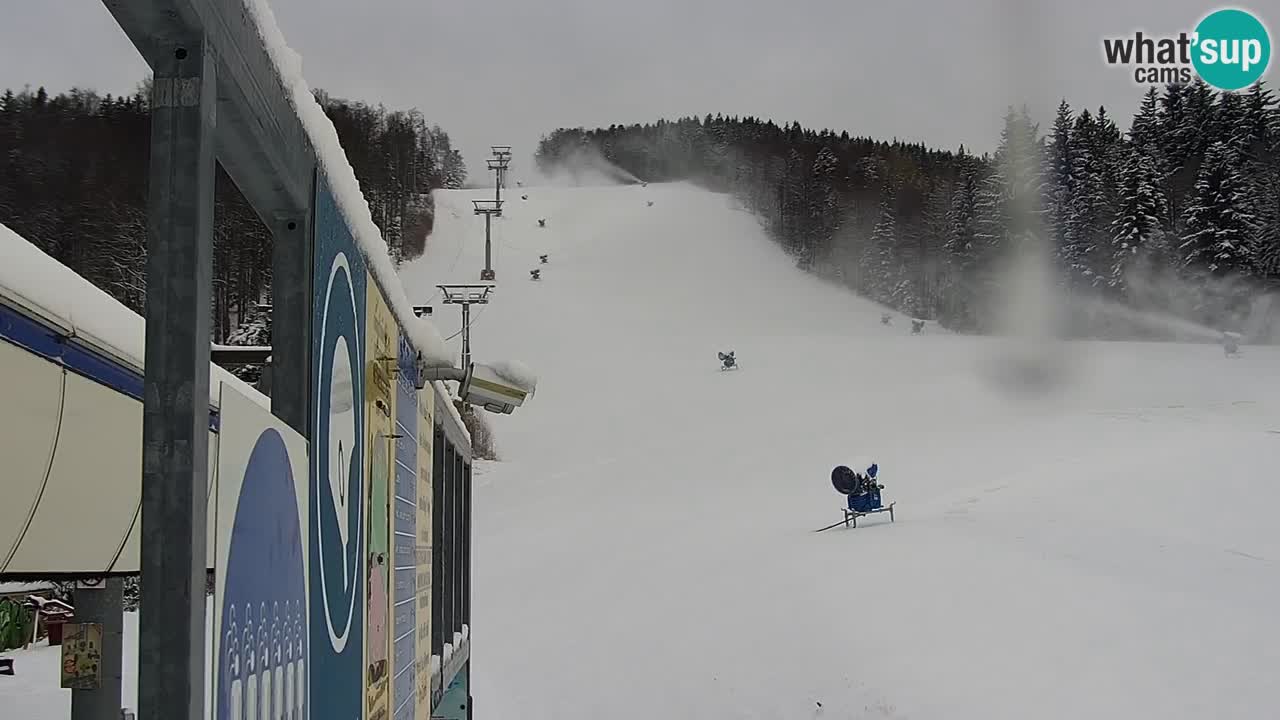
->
xmin=414 ymin=381 xmax=435 ymax=720
xmin=391 ymin=335 xmax=419 ymax=720
xmin=311 ymin=170 xmax=367 ymax=720
xmin=213 ymin=385 xmax=309 ymax=720
xmin=365 ymin=277 xmax=396 ymax=720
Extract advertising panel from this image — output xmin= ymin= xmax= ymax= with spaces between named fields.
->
xmin=364 ymin=279 xmax=396 ymax=720
xmin=392 ymin=335 xmax=419 ymax=720
xmin=213 ymin=385 xmax=310 ymax=720
xmin=414 ymin=383 xmax=435 ymax=720
xmin=310 ymin=171 xmax=366 ymax=720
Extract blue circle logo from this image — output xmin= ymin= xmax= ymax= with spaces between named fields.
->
xmin=1192 ymin=8 xmax=1271 ymax=91
xmin=313 ymin=251 xmax=364 ymax=655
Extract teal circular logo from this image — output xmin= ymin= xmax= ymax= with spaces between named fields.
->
xmin=1192 ymin=9 xmax=1271 ymax=91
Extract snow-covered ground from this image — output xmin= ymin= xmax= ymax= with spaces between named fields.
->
xmin=3 ymin=180 xmax=1275 ymax=719
xmin=400 ymin=180 xmax=1280 ymax=719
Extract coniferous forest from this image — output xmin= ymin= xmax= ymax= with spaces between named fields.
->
xmin=0 ymin=84 xmax=466 ymax=343
xmin=536 ymin=79 xmax=1280 ymax=341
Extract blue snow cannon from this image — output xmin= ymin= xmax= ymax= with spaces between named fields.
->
xmin=824 ymin=462 xmax=895 ymax=530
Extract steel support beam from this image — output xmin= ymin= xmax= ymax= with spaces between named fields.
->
xmin=138 ymin=35 xmax=216 ymax=720
xmin=270 ymin=208 xmax=312 ymax=436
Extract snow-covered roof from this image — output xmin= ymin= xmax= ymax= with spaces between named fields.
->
xmin=243 ymin=0 xmax=452 ymax=368
xmin=0 ymin=223 xmax=265 ymax=411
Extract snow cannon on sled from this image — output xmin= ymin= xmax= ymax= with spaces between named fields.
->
xmin=816 ymin=463 xmax=895 ymax=531
xmin=718 ymin=350 xmax=737 ymax=370
xmin=1222 ymin=331 xmax=1242 ymax=358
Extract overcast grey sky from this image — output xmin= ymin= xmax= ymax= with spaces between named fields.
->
xmin=0 ymin=0 xmax=1271 ymax=179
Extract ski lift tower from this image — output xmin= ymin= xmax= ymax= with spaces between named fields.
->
xmin=489 ymin=145 xmax=512 ymax=203
xmin=437 ymin=283 xmax=494 ymax=370
xmin=472 ymin=199 xmax=503 ymax=281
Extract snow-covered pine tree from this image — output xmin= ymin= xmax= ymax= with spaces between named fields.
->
xmin=805 ymin=146 xmax=842 ymax=268
xmin=1110 ymin=151 xmax=1168 ymax=296
xmin=943 ymin=158 xmax=993 ymax=330
xmin=1179 ymin=141 xmax=1258 ymax=276
xmin=1129 ymin=87 xmax=1162 ymax=152
xmin=916 ymin=179 xmax=953 ymax=318
xmin=1045 ymin=100 xmax=1076 ymax=265
xmin=1063 ymin=108 xmax=1122 ymax=290
xmin=1237 ymin=82 xmax=1280 ymax=281
xmin=986 ymin=107 xmax=1047 ymax=251
xmin=866 ymin=187 xmax=899 ymax=303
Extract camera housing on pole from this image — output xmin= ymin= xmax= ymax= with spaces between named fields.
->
xmin=472 ymin=199 xmax=503 ymax=281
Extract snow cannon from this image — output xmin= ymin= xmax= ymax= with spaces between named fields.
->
xmin=538 ymin=219 xmax=546 ymax=228
xmin=881 ymin=313 xmax=892 ymax=325
xmin=530 ymin=269 xmax=541 ymax=281
xmin=911 ymin=319 xmax=925 ymax=335
xmin=717 ymin=350 xmax=737 ymax=370
xmin=641 ymin=181 xmax=648 ymax=187
xmin=647 ymin=200 xmax=654 ymax=207
xmin=820 ymin=462 xmax=894 ymax=531
xmin=539 ymin=254 xmax=548 ymax=264
xmin=1222 ymin=331 xmax=1242 ymax=358
xmin=522 ymin=194 xmax=529 ymax=200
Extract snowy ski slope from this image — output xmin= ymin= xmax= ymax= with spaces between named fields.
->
xmin=400 ymin=180 xmax=1280 ymax=720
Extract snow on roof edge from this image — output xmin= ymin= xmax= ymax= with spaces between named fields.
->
xmin=243 ymin=0 xmax=452 ymax=369
xmin=0 ymin=223 xmax=267 ymax=412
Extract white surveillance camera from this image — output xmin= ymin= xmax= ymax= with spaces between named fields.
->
xmin=459 ymin=363 xmax=530 ymax=414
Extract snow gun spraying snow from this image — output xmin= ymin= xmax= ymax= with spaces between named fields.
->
xmin=815 ymin=462 xmax=895 ymax=531
xmin=1222 ymin=331 xmax=1242 ymax=358
xmin=717 ymin=350 xmax=737 ymax=371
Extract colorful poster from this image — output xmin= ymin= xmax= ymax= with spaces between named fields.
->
xmin=364 ymin=277 xmax=396 ymax=720
xmin=60 ymin=623 xmax=103 ymax=690
xmin=392 ymin=336 xmax=419 ymax=720
xmin=213 ymin=385 xmax=309 ymax=720
xmin=310 ymin=171 xmax=366 ymax=720
xmin=414 ymin=383 xmax=435 ymax=720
